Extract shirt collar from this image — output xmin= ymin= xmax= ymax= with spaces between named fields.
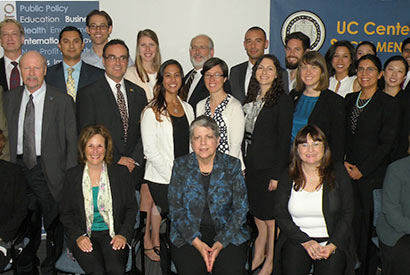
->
xmin=63 ymin=60 xmax=82 ymax=71
xmin=105 ymin=73 xmax=125 ymax=90
xmin=4 ymin=55 xmax=22 ymax=67
xmin=24 ymin=81 xmax=46 ymax=98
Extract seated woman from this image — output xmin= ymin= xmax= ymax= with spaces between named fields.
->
xmin=376 ymin=153 xmax=410 ymax=275
xmin=0 ymin=129 xmax=27 ymax=270
xmin=382 ymin=55 xmax=410 ymax=161
xmin=275 ymin=125 xmax=354 ymax=275
xmin=196 ymin=57 xmax=245 ymax=168
xmin=325 ymin=40 xmax=360 ymax=97
xmin=60 ymin=125 xmax=137 ymax=275
xmin=168 ymin=116 xmax=249 ymax=275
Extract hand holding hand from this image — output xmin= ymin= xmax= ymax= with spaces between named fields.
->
xmin=317 ymin=243 xmax=336 ymax=259
xmin=208 ymin=241 xmax=224 ymax=272
xmin=301 ymin=240 xmax=323 ymax=260
xmin=192 ymin=238 xmax=212 ymax=271
xmin=76 ymin=235 xmax=93 ymax=253
xmin=118 ymin=157 xmax=136 ymax=172
xmin=110 ymin=234 xmax=127 ymax=250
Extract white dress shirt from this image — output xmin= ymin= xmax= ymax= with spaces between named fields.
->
xmin=186 ymin=68 xmax=202 ymax=102
xmin=287 ymin=68 xmax=297 ymax=91
xmin=105 ymin=74 xmax=129 ymax=116
xmin=403 ymin=71 xmax=410 ymax=90
xmin=244 ymin=61 xmax=253 ymax=96
xmin=17 ymin=82 xmax=46 ymax=155
xmin=4 ymin=55 xmax=22 ymax=89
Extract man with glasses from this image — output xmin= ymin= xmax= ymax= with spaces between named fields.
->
xmin=46 ymin=26 xmax=104 ymax=101
xmin=0 ymin=19 xmax=24 ymax=92
xmin=82 ymin=10 xmax=133 ymax=69
xmin=77 ymin=39 xmax=147 ymax=188
xmin=181 ymin=34 xmax=230 ymax=111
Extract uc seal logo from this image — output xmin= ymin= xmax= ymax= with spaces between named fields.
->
xmin=281 ymin=11 xmax=326 ymax=51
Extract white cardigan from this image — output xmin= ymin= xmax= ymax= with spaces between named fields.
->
xmin=141 ymin=98 xmax=194 ymax=184
xmin=196 ymin=96 xmax=245 ymax=169
xmin=124 ymin=66 xmax=155 ymax=101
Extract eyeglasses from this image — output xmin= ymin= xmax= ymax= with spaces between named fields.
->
xmin=357 ymin=66 xmax=378 ymax=74
xmin=88 ymin=24 xmax=109 ymax=31
xmin=190 ymin=45 xmax=209 ymax=51
xmin=204 ymin=73 xmax=224 ymax=79
xmin=104 ymin=55 xmax=129 ymax=63
xmin=298 ymin=141 xmax=323 ymax=150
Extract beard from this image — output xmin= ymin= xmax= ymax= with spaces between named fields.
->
xmin=190 ymin=53 xmax=211 ymax=69
xmin=285 ymin=58 xmax=298 ymax=70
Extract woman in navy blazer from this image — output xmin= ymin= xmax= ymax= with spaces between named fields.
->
xmin=168 ymin=116 xmax=249 ymax=275
xmin=60 ymin=125 xmax=137 ymax=275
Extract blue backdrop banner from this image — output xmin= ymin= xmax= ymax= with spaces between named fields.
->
xmin=0 ymin=1 xmax=99 ymax=65
xmin=270 ymin=0 xmax=410 ymax=64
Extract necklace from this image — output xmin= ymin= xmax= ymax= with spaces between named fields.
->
xmin=355 ymin=91 xmax=372 ymax=109
xmin=200 ymin=171 xmax=211 ymax=176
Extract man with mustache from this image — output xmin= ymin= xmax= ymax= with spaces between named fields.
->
xmin=181 ymin=34 xmax=230 ymax=111
xmin=3 ymin=50 xmax=77 ymax=274
xmin=284 ymin=32 xmax=310 ymax=91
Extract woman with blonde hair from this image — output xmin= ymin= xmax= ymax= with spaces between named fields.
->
xmin=125 ymin=29 xmax=161 ymax=101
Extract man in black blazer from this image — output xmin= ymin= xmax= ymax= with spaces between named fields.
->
xmin=0 ymin=19 xmax=24 ymax=91
xmin=401 ymin=37 xmax=410 ymax=92
xmin=45 ymin=26 xmax=104 ymax=101
xmin=181 ymin=34 xmax=230 ymax=110
xmin=3 ymin=51 xmax=77 ymax=275
xmin=76 ymin=39 xmax=147 ymax=187
xmin=229 ymin=26 xmax=269 ymax=104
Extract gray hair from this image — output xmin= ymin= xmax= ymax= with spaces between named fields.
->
xmin=190 ymin=34 xmax=214 ymax=50
xmin=189 ymin=115 xmax=220 ymax=140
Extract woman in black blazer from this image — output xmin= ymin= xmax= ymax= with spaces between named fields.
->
xmin=290 ymin=51 xmax=345 ymax=162
xmin=344 ymin=54 xmax=399 ymax=275
xmin=60 ymin=125 xmax=137 ymax=275
xmin=275 ymin=125 xmax=354 ymax=275
xmin=243 ymin=54 xmax=293 ymax=275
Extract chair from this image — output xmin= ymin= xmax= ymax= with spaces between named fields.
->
xmin=55 ymin=191 xmax=146 ymax=275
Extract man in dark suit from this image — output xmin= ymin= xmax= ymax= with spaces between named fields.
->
xmin=181 ymin=34 xmax=230 ymax=111
xmin=76 ymin=39 xmax=147 ymax=187
xmin=0 ymin=19 xmax=24 ymax=91
xmin=3 ymin=51 xmax=77 ymax=274
xmin=229 ymin=26 xmax=268 ymax=104
xmin=45 ymin=26 xmax=104 ymax=101
xmin=284 ymin=32 xmax=310 ymax=91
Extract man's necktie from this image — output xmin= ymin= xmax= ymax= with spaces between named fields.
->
xmin=23 ymin=94 xmax=36 ymax=169
xmin=115 ymin=83 xmax=129 ymax=142
xmin=10 ymin=61 xmax=20 ymax=89
xmin=66 ymin=67 xmax=76 ymax=101
xmin=181 ymin=70 xmax=197 ymax=100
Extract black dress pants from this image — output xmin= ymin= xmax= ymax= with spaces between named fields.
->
xmin=380 ymin=235 xmax=410 ymax=275
xmin=70 ymin=230 xmax=129 ymax=275
xmin=281 ymin=239 xmax=346 ymax=275
xmin=16 ymin=158 xmax=62 ymax=275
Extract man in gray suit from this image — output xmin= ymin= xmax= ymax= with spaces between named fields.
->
xmin=3 ymin=51 xmax=77 ymax=275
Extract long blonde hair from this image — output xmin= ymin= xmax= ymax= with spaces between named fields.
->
xmin=135 ymin=29 xmax=161 ymax=82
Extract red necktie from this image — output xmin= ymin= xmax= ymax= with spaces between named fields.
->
xmin=10 ymin=61 xmax=20 ymax=89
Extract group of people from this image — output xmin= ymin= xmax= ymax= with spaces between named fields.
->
xmin=0 ymin=7 xmax=409 ymax=275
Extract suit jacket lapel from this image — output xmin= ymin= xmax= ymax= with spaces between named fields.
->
xmin=9 ymin=87 xmax=24 ymax=159
xmin=102 ymin=79 xmax=122 ymax=120
xmin=78 ymin=63 xmax=89 ymax=90
xmin=41 ymin=87 xmax=55 ymax=149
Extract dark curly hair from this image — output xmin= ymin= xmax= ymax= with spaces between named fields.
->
xmin=245 ymin=54 xmax=285 ymax=107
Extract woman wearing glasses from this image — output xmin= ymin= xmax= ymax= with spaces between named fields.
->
xmin=344 ymin=54 xmax=399 ymax=275
xmin=196 ymin=57 xmax=245 ymax=167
